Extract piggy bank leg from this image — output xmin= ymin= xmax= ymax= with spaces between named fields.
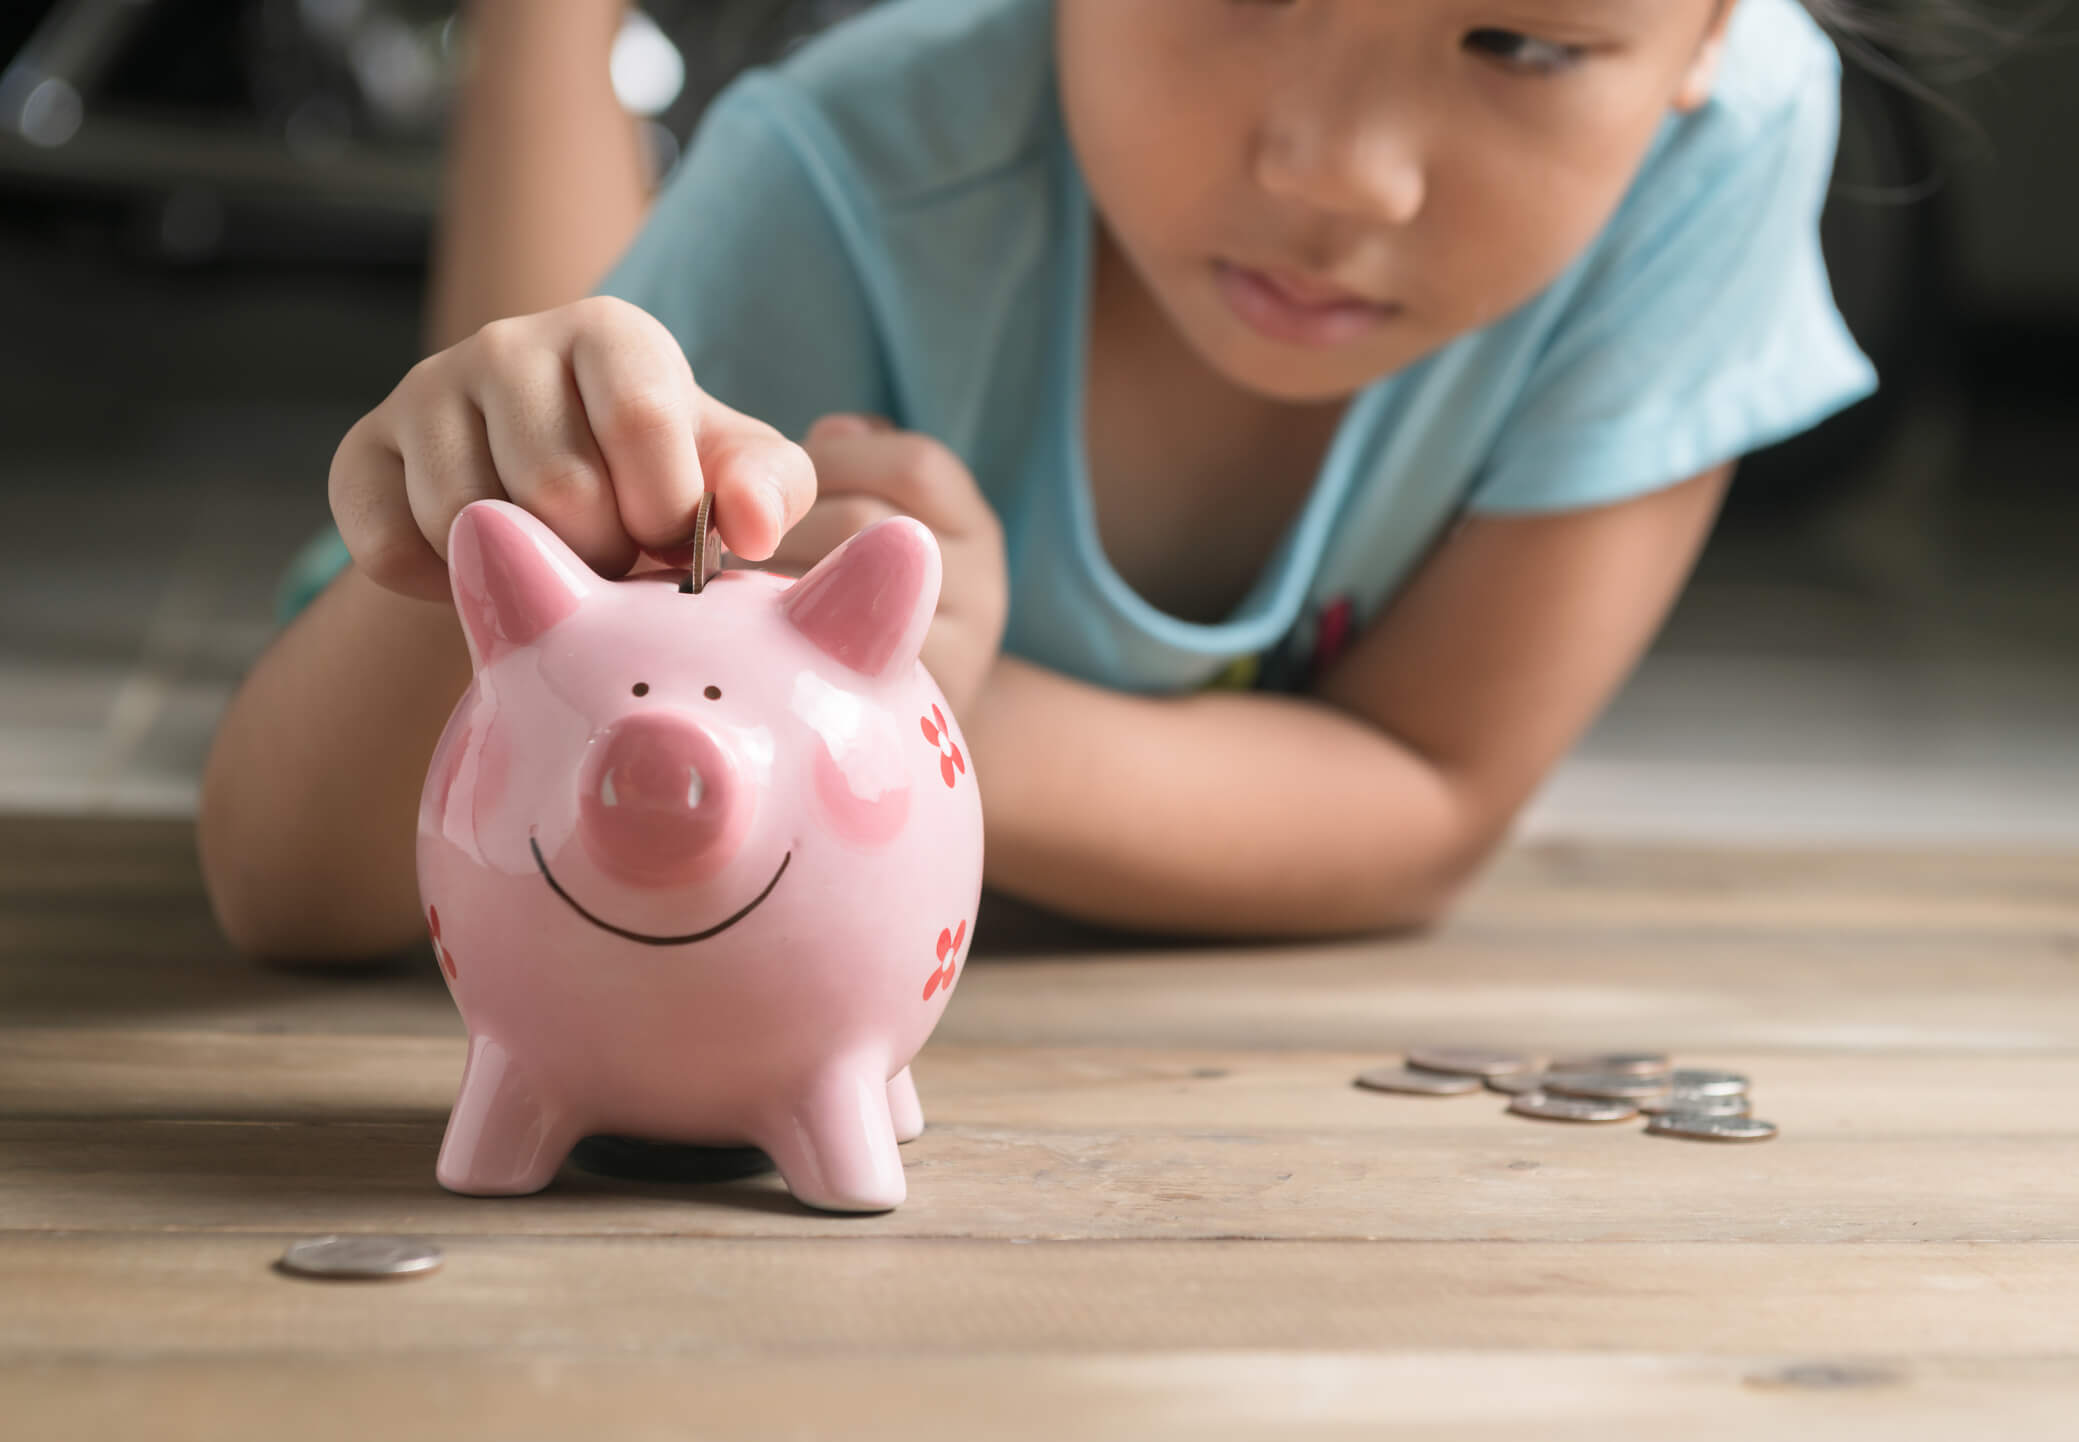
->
xmin=888 ymin=1065 xmax=925 ymax=1144
xmin=758 ymin=1059 xmax=907 ymax=1213
xmin=436 ymin=1034 xmax=579 ymax=1196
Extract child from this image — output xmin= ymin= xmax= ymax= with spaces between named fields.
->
xmin=200 ymin=0 xmax=1875 ymax=959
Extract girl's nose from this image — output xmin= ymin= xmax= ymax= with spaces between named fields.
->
xmin=578 ymin=711 xmax=749 ymax=888
xmin=1254 ymin=93 xmax=1427 ymax=229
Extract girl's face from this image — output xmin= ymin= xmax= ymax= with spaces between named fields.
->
xmin=1057 ymin=0 xmax=1736 ymax=402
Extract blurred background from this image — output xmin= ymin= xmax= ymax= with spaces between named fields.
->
xmin=0 ymin=0 xmax=2072 ymax=843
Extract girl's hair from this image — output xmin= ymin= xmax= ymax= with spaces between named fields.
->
xmin=1797 ymin=0 xmax=2055 ymax=91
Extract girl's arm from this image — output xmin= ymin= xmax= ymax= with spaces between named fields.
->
xmin=199 ymin=4 xmax=654 ymax=959
xmin=966 ymin=463 xmax=1734 ymax=938
xmin=425 ymin=0 xmax=650 ymax=351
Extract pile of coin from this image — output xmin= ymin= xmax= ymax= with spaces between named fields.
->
xmin=1354 ymin=1047 xmax=1776 ymax=1142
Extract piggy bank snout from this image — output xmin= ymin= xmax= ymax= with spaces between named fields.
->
xmin=578 ymin=711 xmax=751 ymax=887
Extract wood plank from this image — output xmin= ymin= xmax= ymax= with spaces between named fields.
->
xmin=7 ymin=1031 xmax=2079 ymax=1138
xmin=937 ymin=933 xmax=2079 ymax=1052
xmin=6 ymin=1353 xmax=2077 ymax=1442
xmin=3 ymin=1109 xmax=2072 ymax=1242
xmin=10 ymin=911 xmax=2079 ymax=1051
xmin=1463 ymin=842 xmax=2079 ymax=934
xmin=8 ymin=1234 xmax=2079 ymax=1358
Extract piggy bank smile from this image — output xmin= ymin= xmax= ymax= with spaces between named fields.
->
xmin=529 ymin=834 xmax=791 ymax=947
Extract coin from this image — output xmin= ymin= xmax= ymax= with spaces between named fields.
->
xmin=1669 ymin=1068 xmax=1749 ymax=1097
xmin=1507 ymin=1091 xmax=1639 ymax=1124
xmin=1645 ymin=1113 xmax=1778 ymax=1143
xmin=1484 ymin=1071 xmax=1548 ymax=1096
xmin=678 ymin=491 xmax=721 ymax=594
xmin=1547 ymin=1052 xmax=1670 ymax=1078
xmin=278 ymin=1235 xmax=443 ymax=1281
xmin=1355 ymin=1065 xmax=1483 ymax=1096
xmin=1542 ymin=1072 xmax=1674 ymax=1102
xmin=1638 ymin=1090 xmax=1751 ymax=1117
xmin=1406 ymin=1047 xmax=1538 ymax=1079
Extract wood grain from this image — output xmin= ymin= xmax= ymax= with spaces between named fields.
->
xmin=8 ymin=1354 xmax=2079 ymax=1442
xmin=7 ymin=1030 xmax=2079 ymax=1136
xmin=4 ymin=1109 xmax=2074 ymax=1243
xmin=10 ymin=1234 xmax=2079 ymax=1357
xmin=6 ymin=816 xmax=2078 ymax=1438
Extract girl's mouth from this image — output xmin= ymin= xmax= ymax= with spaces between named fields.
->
xmin=1212 ymin=259 xmax=1402 ymax=348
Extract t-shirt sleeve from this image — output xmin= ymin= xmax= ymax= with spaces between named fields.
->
xmin=596 ymin=72 xmax=891 ymax=440
xmin=274 ymin=72 xmax=886 ymax=626
xmin=1466 ymin=54 xmax=1878 ymax=514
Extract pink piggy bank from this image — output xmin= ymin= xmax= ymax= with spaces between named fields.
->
xmin=417 ymin=499 xmax=982 ymax=1212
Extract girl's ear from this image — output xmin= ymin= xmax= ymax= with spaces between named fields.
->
xmin=1673 ymin=0 xmax=1738 ymax=113
xmin=446 ymin=500 xmax=596 ymax=672
xmin=779 ymin=516 xmax=943 ymax=679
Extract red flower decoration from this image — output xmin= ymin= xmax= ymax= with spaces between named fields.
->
xmin=922 ymin=919 xmax=967 ymax=1001
xmin=920 ymin=704 xmax=966 ymax=789
xmin=427 ymin=904 xmax=458 ymax=981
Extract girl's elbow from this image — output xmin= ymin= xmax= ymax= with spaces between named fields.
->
xmin=195 ymin=740 xmax=395 ymax=965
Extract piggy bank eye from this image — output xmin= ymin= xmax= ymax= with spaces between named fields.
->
xmin=704 ymin=685 xmax=722 ymax=701
xmin=632 ymin=683 xmax=650 ymax=698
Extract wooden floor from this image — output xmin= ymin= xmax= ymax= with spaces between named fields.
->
xmin=4 ymin=816 xmax=2077 ymax=1440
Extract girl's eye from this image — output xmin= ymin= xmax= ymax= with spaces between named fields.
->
xmin=1465 ymin=28 xmax=1587 ymax=75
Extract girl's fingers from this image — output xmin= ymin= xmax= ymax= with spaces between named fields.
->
xmin=692 ymin=397 xmax=817 ymax=563
xmin=762 ymin=494 xmax=900 ymax=577
xmin=805 ymin=411 xmax=896 ymax=443
xmin=799 ymin=421 xmax=986 ymax=537
xmin=395 ymin=391 xmax=505 ymax=565
xmin=329 ymin=411 xmax=451 ymax=603
xmin=563 ymin=297 xmax=812 ymax=565
xmin=567 ymin=306 xmax=708 ymax=554
xmin=468 ymin=326 xmax=638 ymax=579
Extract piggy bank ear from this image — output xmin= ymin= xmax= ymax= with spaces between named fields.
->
xmin=778 ymin=516 xmax=942 ymax=679
xmin=447 ymin=499 xmax=596 ymax=671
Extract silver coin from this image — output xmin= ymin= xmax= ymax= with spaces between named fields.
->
xmin=1484 ymin=1071 xmax=1548 ymax=1096
xmin=1507 ymin=1091 xmax=1639 ymax=1124
xmin=1406 ymin=1047 xmax=1538 ymax=1079
xmin=1542 ymin=1072 xmax=1673 ymax=1101
xmin=679 ymin=491 xmax=721 ymax=594
xmin=278 ymin=1234 xmax=444 ymax=1280
xmin=1638 ymin=1090 xmax=1751 ymax=1117
xmin=1645 ymin=1113 xmax=1778 ymax=1143
xmin=1547 ymin=1052 xmax=1670 ymax=1078
xmin=1355 ymin=1065 xmax=1483 ymax=1096
xmin=1668 ymin=1068 xmax=1749 ymax=1097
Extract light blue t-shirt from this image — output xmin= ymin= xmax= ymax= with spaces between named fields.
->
xmin=282 ymin=0 xmax=1875 ymax=695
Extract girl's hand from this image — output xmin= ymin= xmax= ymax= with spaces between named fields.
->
xmin=330 ymin=295 xmax=817 ymax=602
xmin=764 ymin=413 xmax=1009 ymax=719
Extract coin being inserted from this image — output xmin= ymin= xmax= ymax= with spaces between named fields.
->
xmin=677 ymin=491 xmax=722 ymax=594
xmin=278 ymin=1234 xmax=443 ymax=1281
xmin=1355 ymin=1065 xmax=1484 ymax=1096
xmin=1507 ymin=1091 xmax=1640 ymax=1124
xmin=1406 ymin=1047 xmax=1539 ymax=1079
xmin=1645 ymin=1114 xmax=1778 ymax=1143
